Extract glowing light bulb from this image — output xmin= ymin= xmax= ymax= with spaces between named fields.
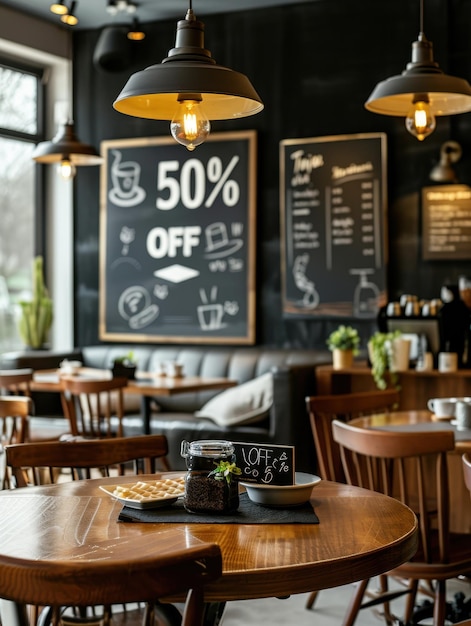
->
xmin=170 ymin=99 xmax=210 ymax=151
xmin=405 ymin=98 xmax=436 ymax=141
xmin=58 ymin=158 xmax=76 ymax=180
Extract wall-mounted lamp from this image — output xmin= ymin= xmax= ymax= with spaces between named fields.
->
xmin=365 ymin=0 xmax=471 ymax=141
xmin=429 ymin=140 xmax=462 ymax=183
xmin=113 ymin=0 xmax=263 ymax=151
xmin=32 ymin=122 xmax=103 ymax=180
xmin=127 ymin=18 xmax=145 ymax=41
xmin=61 ymin=1 xmax=78 ymax=26
xmin=50 ymin=0 xmax=68 ymax=15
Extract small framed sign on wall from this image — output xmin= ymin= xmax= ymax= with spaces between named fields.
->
xmin=422 ymin=184 xmax=471 ymax=260
xmin=99 ymin=131 xmax=257 ymax=344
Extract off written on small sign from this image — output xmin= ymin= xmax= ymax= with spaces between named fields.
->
xmin=232 ymin=441 xmax=295 ymax=485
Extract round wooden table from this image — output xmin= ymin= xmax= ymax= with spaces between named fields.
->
xmin=349 ymin=409 xmax=471 ymax=533
xmin=0 ymin=474 xmax=418 ymax=625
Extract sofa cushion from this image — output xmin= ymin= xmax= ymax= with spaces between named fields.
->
xmin=194 ymin=373 xmax=273 ymax=427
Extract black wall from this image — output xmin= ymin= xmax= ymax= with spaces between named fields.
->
xmin=72 ymin=0 xmax=471 ymax=351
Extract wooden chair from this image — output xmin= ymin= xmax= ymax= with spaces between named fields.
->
xmin=304 ymin=389 xmax=400 ymax=612
xmin=0 ymin=396 xmax=32 ymax=448
xmin=463 ymin=452 xmax=471 ymax=496
xmin=0 ymin=396 xmax=32 ymax=489
xmin=61 ymin=376 xmax=128 ymax=438
xmin=5 ymin=434 xmax=170 ymax=487
xmin=306 ymin=389 xmax=400 ymax=482
xmin=332 ymin=419 xmax=471 ymax=626
xmin=0 ymin=368 xmax=68 ymax=442
xmin=4 ymin=434 xmax=177 ymax=624
xmin=0 ymin=368 xmax=34 ymax=396
xmin=0 ymin=526 xmax=222 ymax=626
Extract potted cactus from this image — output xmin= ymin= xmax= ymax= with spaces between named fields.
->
xmin=18 ymin=256 xmax=53 ymax=349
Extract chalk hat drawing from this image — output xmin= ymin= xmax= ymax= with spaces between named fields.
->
xmin=204 ymin=222 xmax=243 ymax=259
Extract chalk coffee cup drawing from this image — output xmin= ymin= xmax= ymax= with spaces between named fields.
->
xmin=438 ymin=352 xmax=458 ymax=373
xmin=455 ymin=400 xmax=471 ymax=429
xmin=427 ymin=397 xmax=456 ymax=418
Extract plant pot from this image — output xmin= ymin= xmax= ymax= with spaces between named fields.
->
xmin=111 ymin=363 xmax=136 ymax=380
xmin=332 ymin=349 xmax=354 ymax=370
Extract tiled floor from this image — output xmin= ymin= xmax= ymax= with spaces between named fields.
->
xmin=221 ymin=577 xmax=471 ymax=625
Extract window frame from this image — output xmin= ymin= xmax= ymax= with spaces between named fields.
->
xmin=0 ymin=55 xmax=45 ymax=257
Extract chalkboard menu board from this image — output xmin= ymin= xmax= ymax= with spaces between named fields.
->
xmin=232 ymin=441 xmax=295 ymax=485
xmin=422 ymin=184 xmax=471 ymax=260
xmin=280 ymin=133 xmax=388 ymax=318
xmin=99 ymin=131 xmax=256 ymax=344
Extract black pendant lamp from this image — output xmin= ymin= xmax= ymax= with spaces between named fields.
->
xmin=33 ymin=25 xmax=103 ymax=180
xmin=32 ymin=122 xmax=103 ymax=180
xmin=364 ymin=0 xmax=471 ymax=141
xmin=113 ymin=0 xmax=264 ymax=151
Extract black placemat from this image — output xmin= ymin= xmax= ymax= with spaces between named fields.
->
xmin=118 ymin=492 xmax=319 ymax=524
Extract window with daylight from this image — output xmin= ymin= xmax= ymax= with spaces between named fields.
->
xmin=0 ymin=59 xmax=44 ymax=352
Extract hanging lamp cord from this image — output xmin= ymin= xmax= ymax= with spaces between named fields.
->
xmin=419 ymin=0 xmax=424 ymax=35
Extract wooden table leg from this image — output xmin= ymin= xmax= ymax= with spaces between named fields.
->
xmin=0 ymin=600 xmax=30 ymax=626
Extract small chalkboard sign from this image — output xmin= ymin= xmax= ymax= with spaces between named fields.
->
xmin=232 ymin=441 xmax=295 ymax=485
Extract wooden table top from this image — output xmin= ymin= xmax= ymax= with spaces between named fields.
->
xmin=30 ymin=368 xmax=237 ymax=397
xmin=0 ymin=474 xmax=418 ymax=603
xmin=349 ymin=409 xmax=471 ymax=452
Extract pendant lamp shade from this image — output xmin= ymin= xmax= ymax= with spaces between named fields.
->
xmin=32 ymin=122 xmax=103 ymax=166
xmin=113 ymin=8 xmax=264 ymax=121
xmin=365 ymin=33 xmax=471 ymax=117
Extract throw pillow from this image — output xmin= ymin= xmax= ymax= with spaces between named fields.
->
xmin=194 ymin=372 xmax=273 ymax=427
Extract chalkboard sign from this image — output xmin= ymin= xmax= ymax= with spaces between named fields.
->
xmin=99 ymin=131 xmax=256 ymax=344
xmin=280 ymin=133 xmax=388 ymax=318
xmin=232 ymin=441 xmax=295 ymax=485
xmin=422 ymin=184 xmax=471 ymax=260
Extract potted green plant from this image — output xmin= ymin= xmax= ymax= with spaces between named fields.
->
xmin=368 ymin=330 xmax=408 ymax=389
xmin=17 ymin=256 xmax=53 ymax=350
xmin=327 ymin=325 xmax=360 ymax=370
xmin=112 ymin=351 xmax=137 ymax=379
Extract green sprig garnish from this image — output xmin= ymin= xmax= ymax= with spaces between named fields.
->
xmin=209 ymin=461 xmax=242 ymax=485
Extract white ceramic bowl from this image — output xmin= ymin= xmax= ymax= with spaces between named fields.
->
xmin=240 ymin=472 xmax=321 ymax=507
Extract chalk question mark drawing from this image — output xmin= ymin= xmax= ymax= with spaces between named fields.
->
xmin=118 ymin=286 xmax=159 ymax=329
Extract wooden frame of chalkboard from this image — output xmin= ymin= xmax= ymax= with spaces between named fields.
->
xmin=422 ymin=184 xmax=471 ymax=260
xmin=99 ymin=131 xmax=257 ymax=344
xmin=280 ymin=133 xmax=388 ymax=318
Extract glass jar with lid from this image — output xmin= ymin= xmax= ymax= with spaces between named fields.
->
xmin=181 ymin=439 xmax=240 ymax=514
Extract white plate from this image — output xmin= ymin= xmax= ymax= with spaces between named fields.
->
xmin=240 ymin=472 xmax=321 ymax=507
xmin=100 ymin=478 xmax=185 ymax=509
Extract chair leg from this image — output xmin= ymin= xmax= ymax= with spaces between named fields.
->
xmin=305 ymin=590 xmax=320 ymax=610
xmin=403 ymin=578 xmax=419 ymax=625
xmin=342 ymin=578 xmax=370 ymax=626
xmin=433 ymin=579 xmax=447 ymax=626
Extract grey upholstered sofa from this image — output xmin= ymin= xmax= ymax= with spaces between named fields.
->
xmin=0 ymin=345 xmax=331 ymax=472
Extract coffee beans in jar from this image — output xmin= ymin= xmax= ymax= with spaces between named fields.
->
xmin=181 ymin=440 xmax=241 ymax=514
